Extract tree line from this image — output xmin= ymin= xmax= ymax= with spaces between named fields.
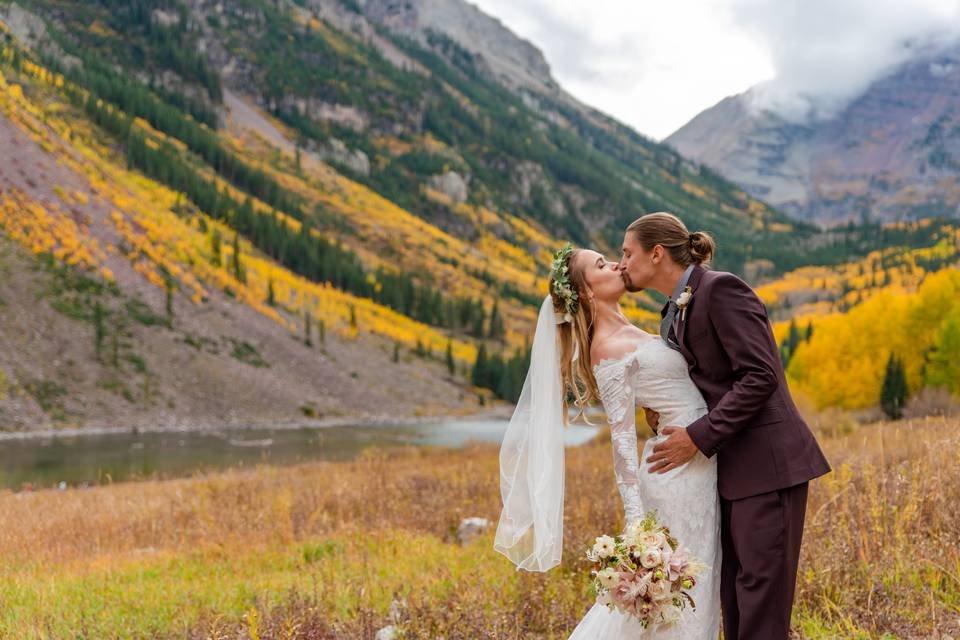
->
xmin=471 ymin=341 xmax=530 ymax=404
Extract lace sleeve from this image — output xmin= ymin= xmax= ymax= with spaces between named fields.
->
xmin=596 ymin=359 xmax=645 ymax=527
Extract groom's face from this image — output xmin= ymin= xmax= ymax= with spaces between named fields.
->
xmin=617 ymin=231 xmax=657 ymax=292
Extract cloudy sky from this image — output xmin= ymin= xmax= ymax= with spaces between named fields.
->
xmin=469 ymin=0 xmax=960 ymax=140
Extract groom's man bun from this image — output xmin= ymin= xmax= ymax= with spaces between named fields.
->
xmin=688 ymin=230 xmax=716 ymax=265
xmin=627 ymin=212 xmax=715 ymax=267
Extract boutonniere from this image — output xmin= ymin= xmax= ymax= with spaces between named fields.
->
xmin=676 ymin=286 xmax=693 ymax=321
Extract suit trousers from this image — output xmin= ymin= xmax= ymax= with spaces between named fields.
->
xmin=720 ymin=481 xmax=809 ymax=639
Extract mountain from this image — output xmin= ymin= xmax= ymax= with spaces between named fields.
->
xmin=0 ymin=57 xmax=475 ymax=431
xmin=31 ymin=0 xmax=840 ymax=263
xmin=357 ymin=0 xmax=557 ymax=94
xmin=0 ymin=0 xmax=955 ymax=430
xmin=666 ymin=42 xmax=960 ymax=227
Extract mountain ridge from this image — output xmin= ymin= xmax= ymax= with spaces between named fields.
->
xmin=667 ymin=41 xmax=960 ymax=226
xmin=0 ymin=0 xmax=956 ymax=430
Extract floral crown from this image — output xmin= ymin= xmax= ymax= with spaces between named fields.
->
xmin=550 ymin=243 xmax=579 ymax=323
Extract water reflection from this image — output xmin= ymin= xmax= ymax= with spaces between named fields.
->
xmin=0 ymin=418 xmax=601 ymax=490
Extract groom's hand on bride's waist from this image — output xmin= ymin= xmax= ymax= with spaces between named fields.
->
xmin=646 ymin=427 xmax=698 ymax=474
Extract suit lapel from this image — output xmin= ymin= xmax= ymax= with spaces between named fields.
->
xmin=677 ymin=264 xmax=706 ymax=355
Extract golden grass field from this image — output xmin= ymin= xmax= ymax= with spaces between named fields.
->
xmin=0 ymin=413 xmax=958 ymax=639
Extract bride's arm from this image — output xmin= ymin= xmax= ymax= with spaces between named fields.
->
xmin=597 ymin=362 xmax=645 ymax=527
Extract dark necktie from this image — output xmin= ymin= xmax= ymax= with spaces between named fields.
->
xmin=659 ymin=301 xmax=681 ymax=352
xmin=659 ymin=264 xmax=695 ymax=352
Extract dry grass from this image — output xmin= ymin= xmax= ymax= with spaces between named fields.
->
xmin=0 ymin=416 xmax=958 ymax=638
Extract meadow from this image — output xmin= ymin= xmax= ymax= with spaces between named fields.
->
xmin=0 ymin=411 xmax=956 ymax=639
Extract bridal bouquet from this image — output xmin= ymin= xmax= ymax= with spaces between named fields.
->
xmin=585 ymin=511 xmax=704 ymax=628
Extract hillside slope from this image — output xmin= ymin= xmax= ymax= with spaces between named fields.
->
xmin=14 ymin=0 xmax=830 ymax=272
xmin=0 ymin=47 xmax=475 ymax=431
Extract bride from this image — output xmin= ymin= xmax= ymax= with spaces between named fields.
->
xmin=493 ymin=243 xmax=721 ymax=638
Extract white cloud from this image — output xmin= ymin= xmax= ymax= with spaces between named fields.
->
xmin=467 ymin=0 xmax=960 ymax=138
xmin=733 ymin=0 xmax=960 ymax=122
xmin=469 ymin=0 xmax=774 ymax=140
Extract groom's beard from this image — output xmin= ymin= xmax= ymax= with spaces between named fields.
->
xmin=621 ymin=271 xmax=642 ymax=293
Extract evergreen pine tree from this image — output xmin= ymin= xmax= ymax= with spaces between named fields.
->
xmin=267 ymin=278 xmax=276 ymax=307
xmin=162 ymin=266 xmax=176 ymax=327
xmin=497 ymin=349 xmax=525 ymax=402
xmin=210 ymin=228 xmax=222 ymax=267
xmin=896 ymin=356 xmax=909 ymax=414
xmin=788 ymin=319 xmax=800 ymax=352
xmin=93 ymin=301 xmax=106 ymax=362
xmin=487 ymin=351 xmax=504 ymax=394
xmin=780 ymin=319 xmax=802 ymax=368
xmin=231 ymin=232 xmax=245 ymax=283
xmin=318 ymin=318 xmax=326 ymax=345
xmin=446 ymin=340 xmax=455 ymax=375
xmin=304 ymin=308 xmax=313 ymax=347
xmin=488 ymin=299 xmax=505 ymax=340
xmin=471 ymin=303 xmax=486 ymax=338
xmin=111 ymin=316 xmax=125 ymax=369
xmin=472 ymin=343 xmax=488 ymax=388
xmin=880 ymin=352 xmax=909 ymax=420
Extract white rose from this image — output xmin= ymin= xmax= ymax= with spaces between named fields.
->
xmin=592 ymin=535 xmax=616 ymax=559
xmin=638 ymin=532 xmax=660 ymax=548
xmin=676 ymin=290 xmax=692 ymax=307
xmin=597 ymin=567 xmax=620 ymax=589
xmin=640 ymin=547 xmax=662 ymax=569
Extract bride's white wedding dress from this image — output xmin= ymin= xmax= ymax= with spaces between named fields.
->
xmin=568 ymin=337 xmax=721 ymax=639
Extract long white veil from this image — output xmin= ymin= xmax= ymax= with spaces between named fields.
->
xmin=493 ymin=294 xmax=567 ymax=572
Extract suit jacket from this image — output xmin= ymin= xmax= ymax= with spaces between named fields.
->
xmin=673 ymin=264 xmax=831 ymax=500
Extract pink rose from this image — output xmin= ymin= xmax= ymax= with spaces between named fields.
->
xmin=639 ymin=547 xmax=662 ymax=569
xmin=667 ymin=548 xmax=689 ymax=581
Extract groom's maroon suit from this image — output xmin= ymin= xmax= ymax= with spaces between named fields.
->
xmin=668 ymin=264 xmax=830 ymax=640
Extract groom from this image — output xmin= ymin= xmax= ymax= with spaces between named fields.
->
xmin=616 ymin=212 xmax=831 ymax=640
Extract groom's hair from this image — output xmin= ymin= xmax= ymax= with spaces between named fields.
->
xmin=627 ymin=212 xmax=715 ymax=267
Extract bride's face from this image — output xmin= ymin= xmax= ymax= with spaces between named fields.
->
xmin=573 ymin=250 xmax=624 ymax=302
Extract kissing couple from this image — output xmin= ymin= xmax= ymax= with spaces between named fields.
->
xmin=495 ymin=212 xmax=831 ymax=639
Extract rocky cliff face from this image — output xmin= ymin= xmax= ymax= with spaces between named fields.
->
xmin=357 ymin=0 xmax=557 ymax=94
xmin=308 ymin=0 xmax=615 ymax=140
xmin=667 ymin=44 xmax=960 ymax=226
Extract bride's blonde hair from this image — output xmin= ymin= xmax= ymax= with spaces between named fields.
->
xmin=549 ymin=247 xmax=600 ymax=423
